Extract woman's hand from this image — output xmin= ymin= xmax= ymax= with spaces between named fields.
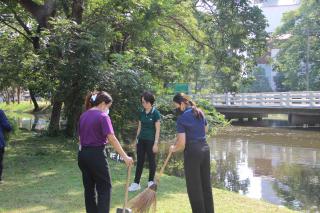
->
xmin=152 ymin=143 xmax=159 ymax=153
xmin=123 ymin=156 xmax=134 ymax=167
xmin=169 ymin=145 xmax=176 ymax=153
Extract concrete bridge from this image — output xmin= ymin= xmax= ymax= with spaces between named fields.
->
xmin=194 ymin=91 xmax=320 ymax=125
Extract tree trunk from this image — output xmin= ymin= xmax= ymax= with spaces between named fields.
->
xmin=11 ymin=89 xmax=15 ymax=103
xmin=17 ymin=87 xmax=21 ymax=104
xmin=64 ymin=91 xmax=83 ymax=137
xmin=48 ymin=99 xmax=63 ymax=136
xmin=63 ymin=0 xmax=85 ymax=137
xmin=31 ymin=115 xmax=39 ymax=131
xmin=5 ymin=89 xmax=10 ymax=104
xmin=29 ymin=89 xmax=40 ymax=111
xmin=72 ymin=0 xmax=84 ymax=24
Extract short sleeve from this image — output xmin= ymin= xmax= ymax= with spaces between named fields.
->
xmin=176 ymin=117 xmax=186 ymax=133
xmin=101 ymin=114 xmax=114 ymax=137
xmin=154 ymin=109 xmax=161 ymax=122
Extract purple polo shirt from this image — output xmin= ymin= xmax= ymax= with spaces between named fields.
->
xmin=79 ymin=109 xmax=114 ymax=147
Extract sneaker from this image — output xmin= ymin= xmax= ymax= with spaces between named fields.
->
xmin=128 ymin=183 xmax=141 ymax=192
xmin=147 ymin=181 xmax=155 ymax=187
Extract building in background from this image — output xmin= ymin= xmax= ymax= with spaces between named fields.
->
xmin=253 ymin=0 xmax=301 ymax=90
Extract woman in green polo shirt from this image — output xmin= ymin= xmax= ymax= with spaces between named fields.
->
xmin=128 ymin=91 xmax=161 ymax=191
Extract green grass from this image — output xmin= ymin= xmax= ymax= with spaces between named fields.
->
xmin=0 ymin=132 xmax=295 ymax=213
xmin=0 ymin=101 xmax=51 ymax=114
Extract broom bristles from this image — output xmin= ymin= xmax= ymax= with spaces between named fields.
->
xmin=128 ymin=150 xmax=172 ymax=213
xmin=128 ymin=186 xmax=157 ymax=213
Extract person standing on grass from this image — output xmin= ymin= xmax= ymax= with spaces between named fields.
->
xmin=128 ymin=91 xmax=161 ymax=192
xmin=0 ymin=109 xmax=12 ymax=184
xmin=78 ymin=91 xmax=133 ymax=213
xmin=169 ymin=93 xmax=214 ymax=213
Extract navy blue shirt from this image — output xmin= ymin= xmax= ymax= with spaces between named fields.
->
xmin=176 ymin=107 xmax=207 ymax=143
xmin=0 ymin=110 xmax=12 ymax=148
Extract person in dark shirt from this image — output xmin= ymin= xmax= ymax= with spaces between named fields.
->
xmin=128 ymin=91 xmax=161 ymax=192
xmin=0 ymin=109 xmax=12 ymax=183
xmin=169 ymin=93 xmax=214 ymax=213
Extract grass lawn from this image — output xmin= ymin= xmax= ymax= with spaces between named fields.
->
xmin=0 ymin=102 xmax=51 ymax=114
xmin=0 ymin=131 xmax=295 ymax=213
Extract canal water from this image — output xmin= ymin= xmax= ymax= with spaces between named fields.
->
xmin=210 ymin=123 xmax=320 ymax=211
xmin=8 ymin=113 xmax=320 ymax=211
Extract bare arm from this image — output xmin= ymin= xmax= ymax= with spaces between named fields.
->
xmin=154 ymin=121 xmax=160 ymax=144
xmin=170 ymin=133 xmax=186 ymax=153
xmin=107 ymin=134 xmax=133 ymax=166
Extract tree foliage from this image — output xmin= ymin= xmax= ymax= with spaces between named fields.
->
xmin=273 ymin=0 xmax=320 ymax=91
xmin=0 ymin=0 xmax=268 ymax=136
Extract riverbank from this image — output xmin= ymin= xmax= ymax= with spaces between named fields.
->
xmin=0 ymin=131 xmax=294 ymax=213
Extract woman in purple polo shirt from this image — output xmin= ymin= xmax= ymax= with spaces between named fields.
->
xmin=78 ymin=91 xmax=133 ymax=213
xmin=169 ymin=93 xmax=214 ymax=213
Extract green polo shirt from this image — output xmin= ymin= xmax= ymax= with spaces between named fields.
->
xmin=138 ymin=107 xmax=161 ymax=141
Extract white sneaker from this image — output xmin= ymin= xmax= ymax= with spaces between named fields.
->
xmin=128 ymin=183 xmax=141 ymax=192
xmin=147 ymin=181 xmax=155 ymax=187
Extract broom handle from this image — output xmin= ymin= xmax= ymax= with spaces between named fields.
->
xmin=157 ymin=150 xmax=173 ymax=181
xmin=123 ymin=165 xmax=131 ymax=212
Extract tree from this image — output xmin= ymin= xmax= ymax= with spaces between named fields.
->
xmin=273 ymin=0 xmax=320 ymax=91
xmin=0 ymin=0 xmax=269 ymax=137
xmin=195 ymin=0 xmax=268 ymax=92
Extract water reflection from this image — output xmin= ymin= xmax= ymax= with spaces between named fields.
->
xmin=213 ymin=153 xmax=250 ymax=194
xmin=8 ymin=112 xmax=68 ymax=131
xmin=15 ymin=115 xmax=49 ymax=131
xmin=210 ymin=127 xmax=320 ymax=211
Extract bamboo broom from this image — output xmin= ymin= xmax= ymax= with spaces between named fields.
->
xmin=128 ymin=150 xmax=173 ymax=213
xmin=116 ymin=165 xmax=132 ymax=213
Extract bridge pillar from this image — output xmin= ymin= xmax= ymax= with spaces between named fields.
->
xmin=289 ymin=113 xmax=320 ymax=126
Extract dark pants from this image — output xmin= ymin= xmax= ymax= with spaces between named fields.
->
xmin=134 ymin=139 xmax=156 ymax=184
xmin=78 ymin=146 xmax=111 ymax=213
xmin=184 ymin=142 xmax=214 ymax=213
xmin=0 ymin=147 xmax=4 ymax=181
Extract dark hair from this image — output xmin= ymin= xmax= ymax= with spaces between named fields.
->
xmin=85 ymin=91 xmax=113 ymax=110
xmin=141 ymin=91 xmax=155 ymax=105
xmin=173 ymin=93 xmax=204 ymax=119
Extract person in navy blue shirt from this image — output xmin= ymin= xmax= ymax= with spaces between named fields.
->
xmin=0 ymin=109 xmax=12 ymax=183
xmin=169 ymin=93 xmax=214 ymax=213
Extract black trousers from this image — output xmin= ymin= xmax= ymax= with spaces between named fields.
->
xmin=78 ymin=146 xmax=111 ymax=213
xmin=134 ymin=139 xmax=156 ymax=184
xmin=0 ymin=147 xmax=4 ymax=181
xmin=184 ymin=142 xmax=214 ymax=213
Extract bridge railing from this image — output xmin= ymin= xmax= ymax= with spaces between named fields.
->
xmin=194 ymin=91 xmax=320 ymax=108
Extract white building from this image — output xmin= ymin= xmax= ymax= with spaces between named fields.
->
xmin=253 ymin=0 xmax=301 ymax=90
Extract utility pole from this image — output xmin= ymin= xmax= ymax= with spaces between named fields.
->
xmin=306 ymin=29 xmax=310 ymax=91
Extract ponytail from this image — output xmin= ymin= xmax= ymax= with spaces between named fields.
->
xmin=173 ymin=93 xmax=204 ymax=119
xmin=85 ymin=91 xmax=113 ymax=110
